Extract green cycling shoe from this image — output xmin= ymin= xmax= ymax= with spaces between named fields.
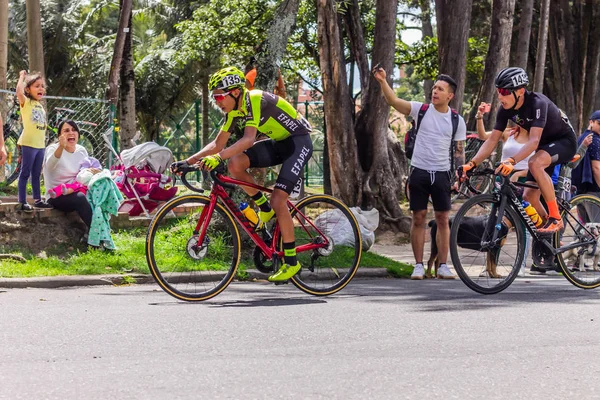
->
xmin=259 ymin=209 xmax=275 ymax=224
xmin=268 ymin=262 xmax=301 ymax=282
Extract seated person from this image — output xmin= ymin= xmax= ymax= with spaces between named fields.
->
xmin=43 ymin=120 xmax=94 ymax=240
xmin=462 ymin=67 xmax=577 ymax=234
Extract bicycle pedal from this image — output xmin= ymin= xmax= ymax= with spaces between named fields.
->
xmin=272 ymin=280 xmax=290 ymax=286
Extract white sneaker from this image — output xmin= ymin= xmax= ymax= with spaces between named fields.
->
xmin=437 ymin=264 xmax=456 ymax=279
xmin=411 ymin=264 xmax=425 ymax=280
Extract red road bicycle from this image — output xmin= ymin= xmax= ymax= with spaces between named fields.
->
xmin=145 ymin=164 xmax=363 ymax=302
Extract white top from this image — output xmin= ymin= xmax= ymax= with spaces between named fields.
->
xmin=501 ymin=134 xmax=533 ymax=171
xmin=409 ymin=101 xmax=467 ymax=171
xmin=43 ymin=143 xmax=89 ymax=199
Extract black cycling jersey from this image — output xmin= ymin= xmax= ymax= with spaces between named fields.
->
xmin=494 ymin=91 xmax=575 ymax=146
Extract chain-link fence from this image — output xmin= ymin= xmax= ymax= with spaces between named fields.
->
xmin=1 ymin=89 xmax=114 ymax=186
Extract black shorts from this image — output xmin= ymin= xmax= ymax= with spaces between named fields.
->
xmin=409 ymin=167 xmax=452 ymax=212
xmin=526 ymin=134 xmax=577 ymax=182
xmin=244 ymin=134 xmax=313 ymax=194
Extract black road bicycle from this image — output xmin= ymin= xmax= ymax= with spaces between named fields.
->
xmin=450 ymin=164 xmax=600 ymax=294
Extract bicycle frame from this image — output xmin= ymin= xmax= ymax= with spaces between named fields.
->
xmin=191 ymin=172 xmax=331 ymax=264
xmin=483 ymin=174 xmax=596 ymax=257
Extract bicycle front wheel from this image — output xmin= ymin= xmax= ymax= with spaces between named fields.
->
xmin=286 ymin=195 xmax=362 ymax=296
xmin=146 ymin=194 xmax=241 ymax=301
xmin=556 ymin=194 xmax=600 ymax=289
xmin=450 ymin=194 xmax=525 ymax=294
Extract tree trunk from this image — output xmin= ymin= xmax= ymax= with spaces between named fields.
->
xmin=25 ymin=0 xmax=44 ymax=75
xmin=0 ymin=0 xmax=7 ymax=89
xmin=435 ymin=0 xmax=473 ymax=112
xmin=513 ymin=0 xmax=534 ymax=70
xmin=344 ymin=0 xmax=369 ymax=104
xmin=419 ymin=0 xmax=434 ymax=103
xmin=256 ymin=0 xmax=300 ymax=92
xmin=105 ymin=0 xmax=133 ymax=106
xmin=467 ymin=0 xmax=516 ymax=130
xmin=316 ymin=0 xmax=361 ymax=205
xmin=118 ymin=8 xmax=136 ymax=150
xmin=533 ymin=0 xmax=550 ymax=93
xmin=582 ymin=4 xmax=600 ymax=128
xmin=548 ymin=1 xmax=577 ymax=130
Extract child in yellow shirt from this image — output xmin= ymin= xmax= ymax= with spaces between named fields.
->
xmin=16 ymin=70 xmax=52 ymax=211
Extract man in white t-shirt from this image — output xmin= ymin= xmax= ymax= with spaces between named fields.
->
xmin=373 ymin=68 xmax=466 ymax=280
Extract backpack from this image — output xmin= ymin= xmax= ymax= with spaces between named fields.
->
xmin=404 ymin=104 xmax=460 ymax=167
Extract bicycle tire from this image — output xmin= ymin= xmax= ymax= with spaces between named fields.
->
xmin=285 ymin=194 xmax=362 ymax=296
xmin=2 ymin=130 xmax=21 ymax=186
xmin=555 ymin=194 xmax=600 ymax=289
xmin=146 ymin=194 xmax=241 ymax=301
xmin=450 ymin=194 xmax=525 ymax=294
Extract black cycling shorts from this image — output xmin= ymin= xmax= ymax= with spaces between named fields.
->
xmin=526 ymin=134 xmax=577 ymax=182
xmin=244 ymin=134 xmax=313 ymax=194
xmin=408 ymin=167 xmax=452 ymax=212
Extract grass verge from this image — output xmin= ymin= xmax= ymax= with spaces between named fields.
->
xmin=0 ymin=228 xmax=409 ymax=278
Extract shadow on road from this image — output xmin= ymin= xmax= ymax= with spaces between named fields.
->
xmin=343 ymin=277 xmax=600 ymax=312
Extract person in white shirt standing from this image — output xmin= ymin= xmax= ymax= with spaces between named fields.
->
xmin=373 ymin=67 xmax=466 ymax=280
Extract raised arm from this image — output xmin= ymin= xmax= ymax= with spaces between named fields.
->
xmin=372 ymin=66 xmax=411 ymax=115
xmin=16 ymin=70 xmax=27 ymax=107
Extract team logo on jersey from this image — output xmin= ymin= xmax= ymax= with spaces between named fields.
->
xmin=536 ymin=109 xmax=541 ymax=119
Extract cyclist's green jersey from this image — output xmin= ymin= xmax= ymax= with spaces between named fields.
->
xmin=221 ymin=89 xmax=311 ymax=141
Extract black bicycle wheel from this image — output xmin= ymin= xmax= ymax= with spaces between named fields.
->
xmin=555 ymin=194 xmax=600 ymax=289
xmin=146 ymin=194 xmax=241 ymax=301
xmin=450 ymin=194 xmax=525 ymax=294
xmin=2 ymin=130 xmax=21 ymax=186
xmin=286 ymin=194 xmax=362 ymax=296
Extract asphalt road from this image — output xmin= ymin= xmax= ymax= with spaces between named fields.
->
xmin=1 ymin=277 xmax=600 ymax=399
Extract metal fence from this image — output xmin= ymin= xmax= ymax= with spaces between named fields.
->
xmin=1 ymin=89 xmax=114 ymax=184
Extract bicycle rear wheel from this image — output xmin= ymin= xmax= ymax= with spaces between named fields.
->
xmin=2 ymin=130 xmax=21 ymax=186
xmin=450 ymin=194 xmax=525 ymax=294
xmin=286 ymin=195 xmax=362 ymax=296
xmin=77 ymin=128 xmax=101 ymax=160
xmin=146 ymin=194 xmax=241 ymax=301
xmin=556 ymin=194 xmax=600 ymax=289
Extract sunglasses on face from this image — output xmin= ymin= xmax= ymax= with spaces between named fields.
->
xmin=497 ymin=88 xmax=513 ymax=96
xmin=212 ymin=91 xmax=232 ymax=102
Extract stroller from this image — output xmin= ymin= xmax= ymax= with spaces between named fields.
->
xmin=106 ymin=137 xmax=178 ymax=217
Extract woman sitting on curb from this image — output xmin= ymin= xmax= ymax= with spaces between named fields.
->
xmin=43 ymin=120 xmax=96 ymax=242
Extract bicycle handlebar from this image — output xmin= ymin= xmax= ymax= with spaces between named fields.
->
xmin=177 ymin=162 xmax=235 ymax=193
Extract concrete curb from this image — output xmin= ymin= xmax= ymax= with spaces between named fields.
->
xmin=0 ymin=268 xmax=393 ymax=289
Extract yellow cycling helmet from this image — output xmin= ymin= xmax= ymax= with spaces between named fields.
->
xmin=209 ymin=67 xmax=246 ymax=91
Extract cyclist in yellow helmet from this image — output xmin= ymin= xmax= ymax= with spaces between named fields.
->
xmin=172 ymin=66 xmax=313 ymax=282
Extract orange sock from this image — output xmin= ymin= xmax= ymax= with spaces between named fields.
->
xmin=546 ymin=199 xmax=561 ymax=220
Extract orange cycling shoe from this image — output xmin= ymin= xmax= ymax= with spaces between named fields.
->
xmin=537 ymin=217 xmax=564 ymax=235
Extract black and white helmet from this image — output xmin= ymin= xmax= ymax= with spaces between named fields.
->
xmin=495 ymin=67 xmax=529 ymax=90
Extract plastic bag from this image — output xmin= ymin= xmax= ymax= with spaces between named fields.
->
xmin=314 ymin=207 xmax=379 ymax=251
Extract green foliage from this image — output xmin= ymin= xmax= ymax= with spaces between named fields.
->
xmin=176 ymin=0 xmax=276 ymax=68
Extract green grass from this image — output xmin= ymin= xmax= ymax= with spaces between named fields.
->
xmin=0 ymin=227 xmax=409 ymax=278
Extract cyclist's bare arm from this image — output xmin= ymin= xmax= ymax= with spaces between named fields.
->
xmin=470 ymin=129 xmax=503 ymax=166
xmin=372 ymin=68 xmax=411 ymax=115
xmin=16 ymin=70 xmax=27 ymax=107
xmin=187 ymin=130 xmax=231 ymax=164
xmin=218 ymin=126 xmax=258 ymax=160
xmin=510 ymin=127 xmax=541 ymax=165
